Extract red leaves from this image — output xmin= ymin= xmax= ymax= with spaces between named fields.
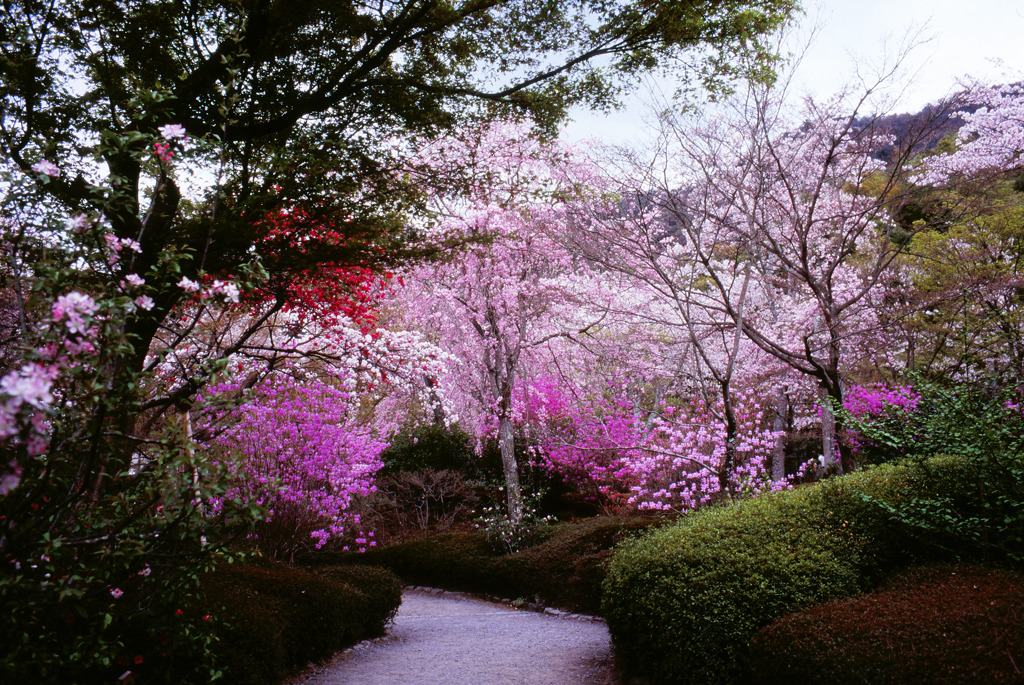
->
xmin=248 ymin=208 xmax=394 ymax=330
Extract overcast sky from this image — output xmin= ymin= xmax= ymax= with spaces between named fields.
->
xmin=564 ymin=0 xmax=1024 ymax=144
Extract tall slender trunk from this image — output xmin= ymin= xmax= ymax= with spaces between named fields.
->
xmin=498 ymin=415 xmax=523 ymax=524
xmin=819 ymin=384 xmax=839 ymax=475
xmin=719 ymin=380 xmax=738 ymax=496
xmin=771 ymin=386 xmax=788 ymax=481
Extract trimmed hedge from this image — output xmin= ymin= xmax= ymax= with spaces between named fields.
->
xmin=329 ymin=530 xmax=501 ymax=594
xmin=749 ymin=563 xmax=1024 ymax=684
xmin=492 ymin=516 xmax=656 ymax=614
xmin=200 ymin=561 xmax=402 ymax=685
xmin=316 ymin=516 xmax=657 ymax=615
xmin=601 ymin=457 xmax=974 ymax=685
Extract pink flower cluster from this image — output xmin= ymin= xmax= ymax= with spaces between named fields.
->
xmin=153 ymin=124 xmax=188 ymax=163
xmin=530 ymin=378 xmax=784 ymax=513
xmin=843 ymin=384 xmax=920 ymax=457
xmin=203 ymin=375 xmax=386 ymax=549
xmin=844 ymin=384 xmax=920 ymax=419
xmin=176 ymin=277 xmax=239 ymax=304
xmin=2 ymin=290 xmax=101 ymax=489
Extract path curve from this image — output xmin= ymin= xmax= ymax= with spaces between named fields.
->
xmin=288 ymin=588 xmax=619 ymax=685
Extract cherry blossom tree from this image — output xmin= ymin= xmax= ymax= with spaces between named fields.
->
xmin=396 ymin=124 xmax=608 ymax=522
xmin=603 ymin=74 xmax=964 ymax=473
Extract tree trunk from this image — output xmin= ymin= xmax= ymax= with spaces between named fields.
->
xmin=498 ymin=415 xmax=523 ymax=524
xmin=719 ymin=381 xmax=738 ymax=496
xmin=820 ymin=384 xmax=839 ymax=475
xmin=771 ymin=386 xmax=788 ymax=481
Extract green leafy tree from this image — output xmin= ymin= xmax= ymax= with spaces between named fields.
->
xmin=1 ymin=0 xmax=798 ymax=421
xmin=894 ymin=174 xmax=1024 ymax=384
xmin=0 ymin=1 xmax=798 ymax=679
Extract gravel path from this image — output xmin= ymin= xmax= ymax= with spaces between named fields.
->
xmin=288 ymin=588 xmax=619 ymax=685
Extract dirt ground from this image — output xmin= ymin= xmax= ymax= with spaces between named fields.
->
xmin=286 ymin=588 xmax=620 ymax=685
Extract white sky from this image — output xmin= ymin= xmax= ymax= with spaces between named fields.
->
xmin=564 ymin=0 xmax=1024 ymax=145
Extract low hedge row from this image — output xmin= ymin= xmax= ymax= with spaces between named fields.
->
xmin=199 ymin=561 xmax=402 ymax=685
xmin=748 ymin=563 xmax=1024 ymax=684
xmin=601 ymin=456 xmax=974 ymax=685
xmin=316 ymin=516 xmax=657 ymax=615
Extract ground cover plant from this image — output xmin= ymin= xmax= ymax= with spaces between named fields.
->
xmin=748 ymin=563 xmax=1024 ymax=684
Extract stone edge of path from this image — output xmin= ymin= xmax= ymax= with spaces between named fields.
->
xmin=282 ymin=585 xmax=607 ymax=684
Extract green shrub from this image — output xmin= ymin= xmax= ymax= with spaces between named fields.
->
xmin=321 ymin=516 xmax=658 ymax=614
xmin=337 ymin=530 xmax=501 ymax=594
xmin=379 ymin=424 xmax=476 ymax=475
xmin=310 ymin=564 xmax=403 ymax=630
xmin=850 ymin=381 xmax=1024 ymax=563
xmin=600 ymin=458 xmax=968 ymax=685
xmin=494 ymin=516 xmax=657 ymax=614
xmin=199 ymin=561 xmax=402 ymax=685
xmin=748 ymin=563 xmax=1024 ymax=684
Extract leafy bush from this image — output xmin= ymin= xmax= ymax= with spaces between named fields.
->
xmin=324 ymin=516 xmax=657 ymax=614
xmin=494 ymin=516 xmax=656 ymax=614
xmin=600 ymin=458 xmax=968 ymax=685
xmin=850 ymin=381 xmax=1024 ymax=563
xmin=748 ymin=563 xmax=1024 ymax=684
xmin=337 ymin=530 xmax=501 ymax=594
xmin=200 ymin=561 xmax=401 ymax=685
xmin=379 ymin=424 xmax=476 ymax=475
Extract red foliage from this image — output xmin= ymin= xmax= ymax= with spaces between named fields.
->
xmin=748 ymin=563 xmax=1024 ymax=684
xmin=251 ymin=209 xmax=394 ymax=329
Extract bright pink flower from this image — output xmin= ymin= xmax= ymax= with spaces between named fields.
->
xmin=158 ymin=124 xmax=188 ymax=140
xmin=31 ymin=160 xmax=59 ymax=176
xmin=153 ymin=141 xmax=174 ymax=162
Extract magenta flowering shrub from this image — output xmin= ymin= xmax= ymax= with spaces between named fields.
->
xmin=203 ymin=375 xmax=387 ymax=558
xmin=530 ymin=378 xmax=785 ymax=513
xmin=843 ymin=384 xmax=920 ymax=463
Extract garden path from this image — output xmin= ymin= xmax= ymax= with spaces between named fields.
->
xmin=287 ymin=588 xmax=619 ymax=685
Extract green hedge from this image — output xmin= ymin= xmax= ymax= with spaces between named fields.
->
xmin=601 ymin=457 xmax=972 ymax=685
xmin=748 ymin=563 xmax=1024 ymax=684
xmin=491 ymin=516 xmax=656 ymax=614
xmin=332 ymin=530 xmax=501 ymax=594
xmin=200 ymin=561 xmax=402 ymax=685
xmin=319 ymin=516 xmax=657 ymax=615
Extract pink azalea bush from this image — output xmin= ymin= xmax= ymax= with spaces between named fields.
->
xmin=530 ymin=377 xmax=785 ymax=513
xmin=843 ymin=384 xmax=921 ymax=463
xmin=202 ymin=374 xmax=387 ymax=558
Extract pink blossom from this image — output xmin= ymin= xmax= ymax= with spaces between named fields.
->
xmin=124 ymin=274 xmax=145 ymax=287
xmin=158 ymin=124 xmax=188 ymax=140
xmin=177 ymin=277 xmax=200 ymax=292
xmin=1 ymin=364 xmax=57 ymax=409
xmin=110 ymin=588 xmax=124 ymax=599
xmin=134 ymin=295 xmax=155 ymax=311
xmin=63 ymin=215 xmax=91 ymax=233
xmin=52 ymin=292 xmax=98 ymax=336
xmin=210 ymin=280 xmax=240 ymax=304
xmin=31 ymin=160 xmax=59 ymax=176
xmin=153 ymin=141 xmax=174 ymax=163
xmin=0 ymin=459 xmax=22 ymax=495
